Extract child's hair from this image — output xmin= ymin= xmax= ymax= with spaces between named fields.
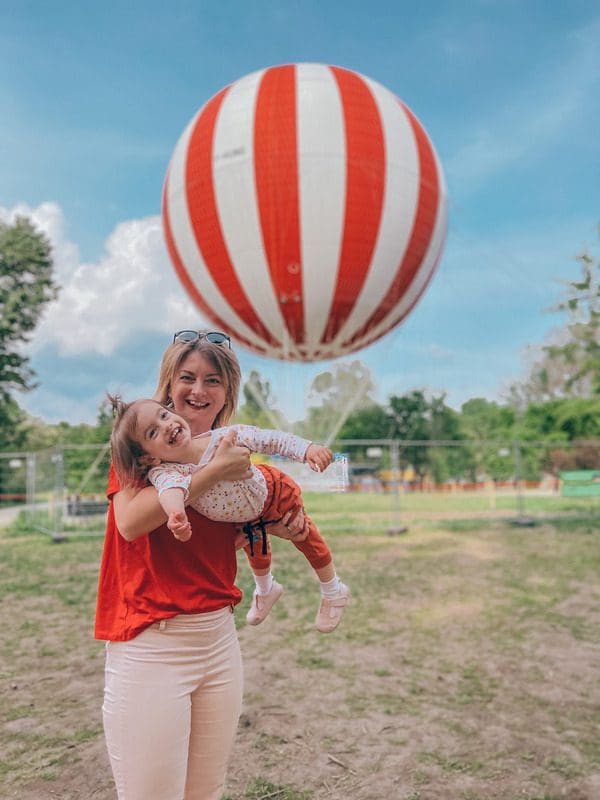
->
xmin=108 ymin=394 xmax=155 ymax=487
xmin=154 ymin=333 xmax=241 ymax=429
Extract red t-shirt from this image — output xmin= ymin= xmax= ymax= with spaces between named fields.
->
xmin=94 ymin=465 xmax=242 ymax=641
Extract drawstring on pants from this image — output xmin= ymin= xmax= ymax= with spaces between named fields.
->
xmin=242 ymin=518 xmax=280 ymax=557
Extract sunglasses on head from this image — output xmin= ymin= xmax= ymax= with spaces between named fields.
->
xmin=172 ymin=330 xmax=231 ymax=348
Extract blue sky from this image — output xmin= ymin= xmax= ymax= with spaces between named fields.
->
xmin=1 ymin=1 xmax=598 ymax=426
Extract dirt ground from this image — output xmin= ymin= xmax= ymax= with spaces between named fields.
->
xmin=2 ymin=518 xmax=599 ymax=800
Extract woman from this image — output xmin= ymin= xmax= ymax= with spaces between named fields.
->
xmin=95 ymin=331 xmax=306 ymax=800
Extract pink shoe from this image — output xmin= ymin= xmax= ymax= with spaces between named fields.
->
xmin=315 ymin=583 xmax=349 ymax=633
xmin=246 ymin=580 xmax=284 ymax=626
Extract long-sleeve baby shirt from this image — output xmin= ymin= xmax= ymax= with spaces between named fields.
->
xmin=148 ymin=424 xmax=311 ymax=522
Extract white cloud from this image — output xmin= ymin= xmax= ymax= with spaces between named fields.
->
xmin=2 ymin=202 xmax=204 ymax=357
xmin=1 ymin=201 xmax=81 ymax=284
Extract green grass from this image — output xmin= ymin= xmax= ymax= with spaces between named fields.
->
xmin=303 ymin=488 xmax=599 ymax=517
xmin=2 ymin=498 xmax=599 ymax=799
xmin=223 ymin=778 xmax=312 ymax=799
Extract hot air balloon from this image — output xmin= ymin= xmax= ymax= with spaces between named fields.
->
xmin=162 ymin=63 xmax=447 ymax=362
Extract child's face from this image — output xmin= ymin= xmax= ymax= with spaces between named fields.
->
xmin=134 ymin=401 xmax=193 ymax=463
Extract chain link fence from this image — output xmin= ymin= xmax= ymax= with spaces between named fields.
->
xmin=334 ymin=438 xmax=599 ymax=527
xmin=1 ymin=439 xmax=598 ymax=540
xmin=0 ymin=444 xmax=112 ymax=540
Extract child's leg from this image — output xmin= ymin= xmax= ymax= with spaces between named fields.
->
xmin=292 ymin=516 xmax=341 ymax=583
xmin=289 ymin=514 xmax=349 ymax=633
xmin=258 ymin=464 xmax=349 ymax=633
xmin=243 ymin=536 xmax=283 ymax=626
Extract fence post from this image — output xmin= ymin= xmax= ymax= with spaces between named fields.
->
xmin=51 ymin=446 xmax=66 ymax=542
xmin=511 ymin=440 xmax=535 ymax=527
xmin=388 ymin=440 xmax=408 ymax=535
xmin=26 ymin=452 xmax=36 ymax=522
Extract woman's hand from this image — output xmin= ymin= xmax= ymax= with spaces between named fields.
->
xmin=212 ymin=430 xmax=253 ymax=481
xmin=233 ymin=528 xmax=248 ymax=550
xmin=234 ymin=509 xmax=308 ymax=550
xmin=268 ymin=508 xmax=309 ymax=542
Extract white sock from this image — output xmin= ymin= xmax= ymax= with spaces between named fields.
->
xmin=320 ymin=575 xmax=342 ymax=599
xmin=254 ymin=572 xmax=274 ymax=596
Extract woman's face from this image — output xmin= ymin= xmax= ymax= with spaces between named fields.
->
xmin=169 ymin=351 xmax=227 ymax=436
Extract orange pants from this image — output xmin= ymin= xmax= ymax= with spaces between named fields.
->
xmin=243 ymin=464 xmax=332 ymax=572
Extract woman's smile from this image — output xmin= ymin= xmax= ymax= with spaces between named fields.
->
xmin=170 ymin=352 xmax=227 ymax=435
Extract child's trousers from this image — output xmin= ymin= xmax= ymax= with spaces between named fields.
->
xmin=243 ymin=464 xmax=333 ymax=572
xmin=102 ymin=607 xmax=243 ymax=800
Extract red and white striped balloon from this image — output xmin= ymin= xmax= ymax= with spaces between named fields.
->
xmin=162 ymin=63 xmax=447 ymax=362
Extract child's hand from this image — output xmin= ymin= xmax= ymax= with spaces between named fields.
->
xmin=306 ymin=444 xmax=333 ymax=473
xmin=168 ymin=510 xmax=192 ymax=542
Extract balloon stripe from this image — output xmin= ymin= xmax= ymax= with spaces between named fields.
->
xmin=323 ymin=66 xmax=385 ymax=343
xmin=254 ymin=65 xmax=304 ymax=347
xmin=165 ymin=94 xmax=274 ymax=353
xmin=162 ymin=177 xmax=267 ymax=354
xmin=347 ymin=171 xmax=448 ymax=353
xmin=211 ymin=70 xmax=296 ymax=354
xmin=184 ymin=87 xmax=279 ymax=347
xmin=354 ymin=229 xmax=446 ymax=353
xmin=296 ymin=63 xmax=347 ymax=354
xmin=330 ymin=77 xmax=418 ymax=348
xmin=343 ymin=101 xmax=440 ymax=348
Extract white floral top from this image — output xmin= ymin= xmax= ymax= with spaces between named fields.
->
xmin=148 ymin=424 xmax=311 ymax=522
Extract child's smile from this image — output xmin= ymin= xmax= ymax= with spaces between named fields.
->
xmin=134 ymin=400 xmax=197 ymax=463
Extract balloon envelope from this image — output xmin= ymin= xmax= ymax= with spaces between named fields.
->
xmin=163 ymin=63 xmax=447 ymax=362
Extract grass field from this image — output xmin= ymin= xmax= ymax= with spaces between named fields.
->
xmin=1 ymin=497 xmax=599 ymax=799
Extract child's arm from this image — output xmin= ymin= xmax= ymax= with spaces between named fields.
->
xmin=114 ymin=432 xmax=251 ymax=541
xmin=305 ymin=443 xmax=333 ymax=473
xmin=159 ymin=487 xmax=192 ymax=542
xmin=229 ymin=425 xmax=333 ymax=472
xmin=229 ymin=425 xmax=313 ymax=462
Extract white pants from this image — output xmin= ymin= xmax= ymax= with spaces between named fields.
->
xmin=102 ymin=607 xmax=243 ymax=800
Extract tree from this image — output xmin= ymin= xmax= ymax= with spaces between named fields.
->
xmin=236 ymin=370 xmax=286 ymax=429
xmin=386 ymin=391 xmax=473 ymax=486
xmin=388 ymin=390 xmax=431 ymax=484
xmin=299 ymin=361 xmax=375 ymax=443
xmin=460 ymin=398 xmax=516 ymax=481
xmin=510 ymin=236 xmax=600 ymax=403
xmin=460 ymin=398 xmax=515 ymax=441
xmin=0 ymin=216 xmax=58 ymax=402
xmin=0 ymin=395 xmax=27 ymax=452
xmin=336 ymin=403 xmax=392 ymax=473
xmin=546 ymin=441 xmax=600 ymax=473
xmin=544 ymin=245 xmax=599 ymax=395
xmin=427 ymin=395 xmax=470 ymax=484
xmin=338 ymin=403 xmax=390 ymax=441
xmin=519 ymin=397 xmax=600 ymax=441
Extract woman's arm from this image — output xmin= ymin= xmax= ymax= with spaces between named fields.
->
xmin=114 ymin=431 xmax=251 ymax=540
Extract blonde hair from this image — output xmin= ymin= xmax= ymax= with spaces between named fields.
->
xmin=108 ymin=395 xmax=159 ymax=486
xmin=154 ymin=333 xmax=241 ymax=429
